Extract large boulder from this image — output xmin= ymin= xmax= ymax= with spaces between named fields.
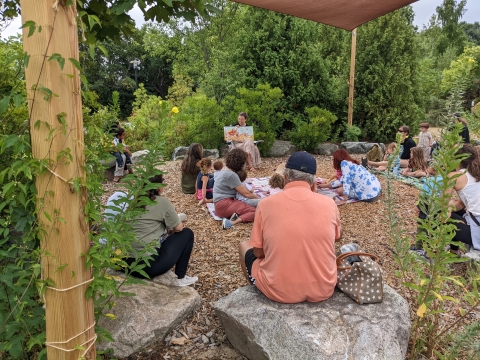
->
xmin=172 ymin=146 xmax=219 ymax=161
xmin=214 ymin=285 xmax=410 ymax=360
xmin=267 ymin=140 xmax=297 ymax=157
xmin=204 ymin=148 xmax=220 ymax=159
xmin=340 ymin=142 xmax=369 ymax=154
xmin=315 ymin=143 xmax=339 ymax=156
xmin=364 ymin=143 xmax=385 ymax=153
xmin=97 ymin=273 xmax=201 ymax=358
xmin=131 ymin=149 xmax=150 ymax=163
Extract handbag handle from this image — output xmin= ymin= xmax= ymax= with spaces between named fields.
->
xmin=336 ymin=252 xmax=379 ymax=271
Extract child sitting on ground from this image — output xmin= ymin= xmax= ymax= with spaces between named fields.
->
xmin=402 ymin=147 xmax=428 ymax=178
xmin=235 ymin=169 xmax=261 ymax=207
xmin=197 ymin=158 xmax=214 ymax=205
xmin=268 ymin=173 xmax=285 ymax=195
xmin=368 ymin=142 xmax=397 ymax=171
xmin=213 ymin=160 xmax=223 ymax=180
xmin=112 ymin=128 xmax=133 ymax=182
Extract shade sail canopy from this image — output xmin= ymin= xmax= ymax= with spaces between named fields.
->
xmin=231 ymin=0 xmax=417 ymax=31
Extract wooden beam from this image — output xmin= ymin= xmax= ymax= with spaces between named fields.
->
xmin=20 ymin=1 xmax=95 ymax=358
xmin=347 ymin=28 xmax=357 ymax=127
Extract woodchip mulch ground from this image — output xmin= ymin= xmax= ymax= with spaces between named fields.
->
xmin=101 ymin=154 xmax=469 ymax=360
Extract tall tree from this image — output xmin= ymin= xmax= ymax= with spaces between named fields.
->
xmin=236 ymin=8 xmax=342 ymax=126
xmin=435 ymin=0 xmax=468 ymax=55
xmin=354 ymin=7 xmax=424 ymax=142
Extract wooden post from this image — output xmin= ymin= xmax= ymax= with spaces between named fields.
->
xmin=347 ymin=28 xmax=357 ymax=127
xmin=20 ymin=1 xmax=95 ymax=359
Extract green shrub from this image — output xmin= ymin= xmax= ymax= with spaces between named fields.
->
xmin=343 ymin=125 xmax=362 ymax=141
xmin=289 ymin=107 xmax=337 ymax=152
xmin=222 ymin=83 xmax=284 ymax=154
xmin=163 ymin=93 xmax=225 ymax=158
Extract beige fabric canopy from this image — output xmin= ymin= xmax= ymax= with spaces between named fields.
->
xmin=231 ymin=0 xmax=417 ymax=31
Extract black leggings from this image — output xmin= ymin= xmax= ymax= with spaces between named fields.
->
xmin=449 ymin=210 xmax=472 ymax=251
xmin=126 ymin=227 xmax=194 ymax=279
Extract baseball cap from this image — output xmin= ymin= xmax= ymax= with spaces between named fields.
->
xmin=285 ymin=151 xmax=316 ymax=175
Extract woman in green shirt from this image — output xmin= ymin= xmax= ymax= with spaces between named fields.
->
xmin=126 ymin=174 xmax=198 ymax=286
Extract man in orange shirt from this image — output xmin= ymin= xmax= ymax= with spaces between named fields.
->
xmin=239 ymin=151 xmax=342 ymax=304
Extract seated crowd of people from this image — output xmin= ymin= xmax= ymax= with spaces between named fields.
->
xmin=103 ymin=117 xmax=480 ymax=305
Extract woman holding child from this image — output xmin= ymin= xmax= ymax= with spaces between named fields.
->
xmin=318 ymin=149 xmax=381 ymax=202
xmin=213 ymin=149 xmax=260 ymax=229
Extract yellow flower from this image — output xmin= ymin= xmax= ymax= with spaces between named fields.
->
xmin=158 ymin=100 xmax=163 ymax=105
xmin=171 ymin=106 xmax=179 ymax=114
xmin=468 ymin=58 xmax=474 ymax=63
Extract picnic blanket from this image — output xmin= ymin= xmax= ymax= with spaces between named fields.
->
xmin=372 ymin=170 xmax=425 ymax=191
xmin=206 ymin=176 xmax=358 ymax=221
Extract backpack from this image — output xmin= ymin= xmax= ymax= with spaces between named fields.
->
xmin=366 ymin=144 xmax=384 ymax=162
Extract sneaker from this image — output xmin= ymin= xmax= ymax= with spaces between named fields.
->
xmin=222 ymin=218 xmax=234 ymax=230
xmin=409 ymin=249 xmax=431 ymax=263
xmin=177 ymin=275 xmax=198 ymax=287
xmin=230 ymin=213 xmax=239 ymax=221
xmin=178 ymin=213 xmax=187 ymax=222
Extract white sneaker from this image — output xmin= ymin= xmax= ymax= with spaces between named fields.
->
xmin=178 ymin=213 xmax=187 ymax=222
xmin=177 ymin=275 xmax=198 ymax=287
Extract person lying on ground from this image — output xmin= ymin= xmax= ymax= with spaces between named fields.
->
xmin=318 ymin=149 xmax=381 ymax=202
xmin=238 ymin=151 xmax=342 ymax=304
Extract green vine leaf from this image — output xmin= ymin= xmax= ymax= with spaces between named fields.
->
xmin=37 ymin=86 xmax=53 ymax=101
xmin=21 ymin=20 xmax=36 ymax=37
xmin=69 ymin=58 xmax=82 ymax=72
xmin=23 ymin=52 xmax=30 ymax=68
xmin=48 ymin=53 xmax=65 ymax=71
xmin=0 ymin=96 xmax=11 ymax=116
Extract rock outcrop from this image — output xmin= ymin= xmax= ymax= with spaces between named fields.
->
xmin=267 ymin=140 xmax=297 ymax=157
xmin=315 ymin=143 xmax=339 ymax=156
xmin=172 ymin=146 xmax=219 ymax=161
xmin=214 ymin=285 xmax=410 ymax=360
xmin=97 ymin=271 xmax=201 ymax=358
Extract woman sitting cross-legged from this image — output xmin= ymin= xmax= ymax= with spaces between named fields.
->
xmin=213 ymin=149 xmax=260 ymax=230
xmin=318 ymin=149 xmax=381 ymax=202
xmin=401 ymin=147 xmax=428 ymax=178
xmin=231 ymin=112 xmax=262 ymax=172
xmin=117 ymin=174 xmax=198 ymax=286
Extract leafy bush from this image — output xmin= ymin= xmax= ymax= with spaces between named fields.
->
xmin=343 ymin=125 xmax=362 ymax=141
xmin=288 ymin=107 xmax=337 ymax=151
xmin=222 ymin=83 xmax=284 ymax=154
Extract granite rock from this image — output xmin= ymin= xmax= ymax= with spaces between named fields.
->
xmin=214 ymin=285 xmax=410 ymax=360
xmin=315 ymin=143 xmax=339 ymax=156
xmin=172 ymin=146 xmax=219 ymax=161
xmin=267 ymin=140 xmax=297 ymax=157
xmin=98 ymin=270 xmax=200 ymax=357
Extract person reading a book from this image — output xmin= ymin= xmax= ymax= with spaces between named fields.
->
xmin=231 ymin=112 xmax=262 ymax=172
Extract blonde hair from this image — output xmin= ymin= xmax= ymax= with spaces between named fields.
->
xmin=199 ymin=158 xmax=212 ymax=174
xmin=269 ymin=173 xmax=285 ymax=189
xmin=409 ymin=148 xmax=428 ymax=172
xmin=386 ymin=142 xmax=397 ymax=153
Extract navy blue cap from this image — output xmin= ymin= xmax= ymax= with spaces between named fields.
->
xmin=285 ymin=152 xmax=316 ymax=175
